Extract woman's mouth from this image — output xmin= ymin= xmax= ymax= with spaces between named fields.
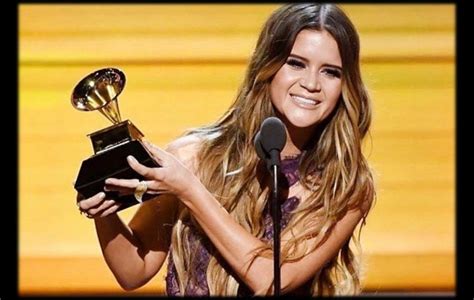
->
xmin=290 ymin=94 xmax=321 ymax=108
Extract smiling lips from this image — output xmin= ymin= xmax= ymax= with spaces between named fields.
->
xmin=290 ymin=94 xmax=321 ymax=108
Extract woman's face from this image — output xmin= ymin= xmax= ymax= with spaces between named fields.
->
xmin=270 ymin=29 xmax=343 ymax=129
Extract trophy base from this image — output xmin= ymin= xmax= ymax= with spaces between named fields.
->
xmin=74 ymin=139 xmax=160 ymax=211
xmin=89 ymin=120 xmax=144 ymax=154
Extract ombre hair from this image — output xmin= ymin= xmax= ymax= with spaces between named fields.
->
xmin=169 ymin=3 xmax=375 ymax=296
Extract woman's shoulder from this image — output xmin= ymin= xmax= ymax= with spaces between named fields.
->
xmin=165 ymin=133 xmax=203 ymax=155
xmin=165 ymin=133 xmax=204 ymax=173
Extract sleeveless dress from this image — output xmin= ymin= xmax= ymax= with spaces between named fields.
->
xmin=165 ymin=155 xmax=311 ymax=296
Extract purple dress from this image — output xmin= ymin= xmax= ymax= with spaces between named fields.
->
xmin=165 ymin=155 xmax=310 ymax=296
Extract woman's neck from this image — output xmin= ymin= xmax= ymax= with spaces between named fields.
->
xmin=280 ymin=122 xmax=317 ymax=157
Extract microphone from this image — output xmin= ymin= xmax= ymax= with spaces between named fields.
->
xmin=254 ymin=117 xmax=287 ymax=171
xmin=253 ymin=131 xmax=266 ymax=163
xmin=253 ymin=116 xmax=286 ymax=297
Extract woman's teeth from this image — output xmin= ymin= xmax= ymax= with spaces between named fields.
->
xmin=291 ymin=95 xmax=319 ymax=105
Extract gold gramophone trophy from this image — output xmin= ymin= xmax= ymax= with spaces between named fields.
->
xmin=72 ymin=68 xmax=159 ymax=210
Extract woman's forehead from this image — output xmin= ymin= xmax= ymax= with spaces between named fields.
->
xmin=290 ymin=29 xmax=342 ymax=67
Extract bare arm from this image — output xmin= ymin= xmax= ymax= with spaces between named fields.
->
xmin=78 ymin=192 xmax=177 ymax=290
xmin=181 ymin=179 xmax=366 ymax=294
xmin=107 ymin=138 xmax=369 ymax=294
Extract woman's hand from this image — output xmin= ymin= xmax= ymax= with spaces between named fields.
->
xmin=104 ymin=140 xmax=200 ymax=202
xmin=76 ymin=192 xmax=122 ymax=219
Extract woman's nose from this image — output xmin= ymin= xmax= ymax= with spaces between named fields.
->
xmin=299 ymin=72 xmax=321 ymax=92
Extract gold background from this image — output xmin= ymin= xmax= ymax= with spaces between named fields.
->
xmin=19 ymin=4 xmax=455 ymax=295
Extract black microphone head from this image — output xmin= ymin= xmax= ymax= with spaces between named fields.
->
xmin=260 ymin=117 xmax=287 ymax=153
xmin=253 ymin=131 xmax=267 ymax=161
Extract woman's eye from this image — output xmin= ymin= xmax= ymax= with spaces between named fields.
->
xmin=323 ymin=69 xmax=342 ymax=78
xmin=286 ymin=59 xmax=305 ymax=69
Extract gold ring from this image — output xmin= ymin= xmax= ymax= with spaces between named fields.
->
xmin=134 ymin=181 xmax=148 ymax=203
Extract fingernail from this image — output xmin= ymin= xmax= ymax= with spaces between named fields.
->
xmin=99 ymin=192 xmax=106 ymax=199
xmin=127 ymin=155 xmax=135 ymax=162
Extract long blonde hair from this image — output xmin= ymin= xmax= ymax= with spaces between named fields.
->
xmin=169 ymin=3 xmax=375 ymax=296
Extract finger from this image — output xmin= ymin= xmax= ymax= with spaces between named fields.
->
xmin=143 ymin=165 xmax=166 ymax=183
xmin=98 ymin=202 xmax=122 ymax=217
xmin=143 ymin=141 xmax=168 ymax=163
xmin=84 ymin=212 xmax=95 ymax=219
xmin=144 ymin=178 xmax=167 ymax=191
xmin=76 ymin=193 xmax=85 ymax=202
xmin=104 ymin=184 xmax=133 ymax=197
xmin=147 ymin=189 xmax=169 ymax=195
xmin=127 ymin=155 xmax=157 ymax=178
xmin=105 ymin=178 xmax=140 ymax=189
xmin=88 ymin=199 xmax=118 ymax=215
xmin=78 ymin=192 xmax=106 ymax=210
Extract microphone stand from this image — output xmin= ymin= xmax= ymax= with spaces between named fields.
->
xmin=271 ymin=163 xmax=281 ymax=296
xmin=266 ymin=148 xmax=281 ymax=297
xmin=254 ymin=116 xmax=286 ymax=296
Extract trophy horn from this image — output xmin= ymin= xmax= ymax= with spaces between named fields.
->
xmin=71 ymin=68 xmax=125 ymax=124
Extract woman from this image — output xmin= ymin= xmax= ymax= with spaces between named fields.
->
xmin=77 ymin=3 xmax=376 ymax=296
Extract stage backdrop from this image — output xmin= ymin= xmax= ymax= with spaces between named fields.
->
xmin=19 ymin=4 xmax=454 ymax=295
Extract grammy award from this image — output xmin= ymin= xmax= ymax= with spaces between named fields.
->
xmin=72 ymin=67 xmax=159 ymax=211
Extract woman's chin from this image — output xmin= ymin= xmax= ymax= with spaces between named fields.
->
xmin=285 ymin=117 xmax=319 ymax=129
